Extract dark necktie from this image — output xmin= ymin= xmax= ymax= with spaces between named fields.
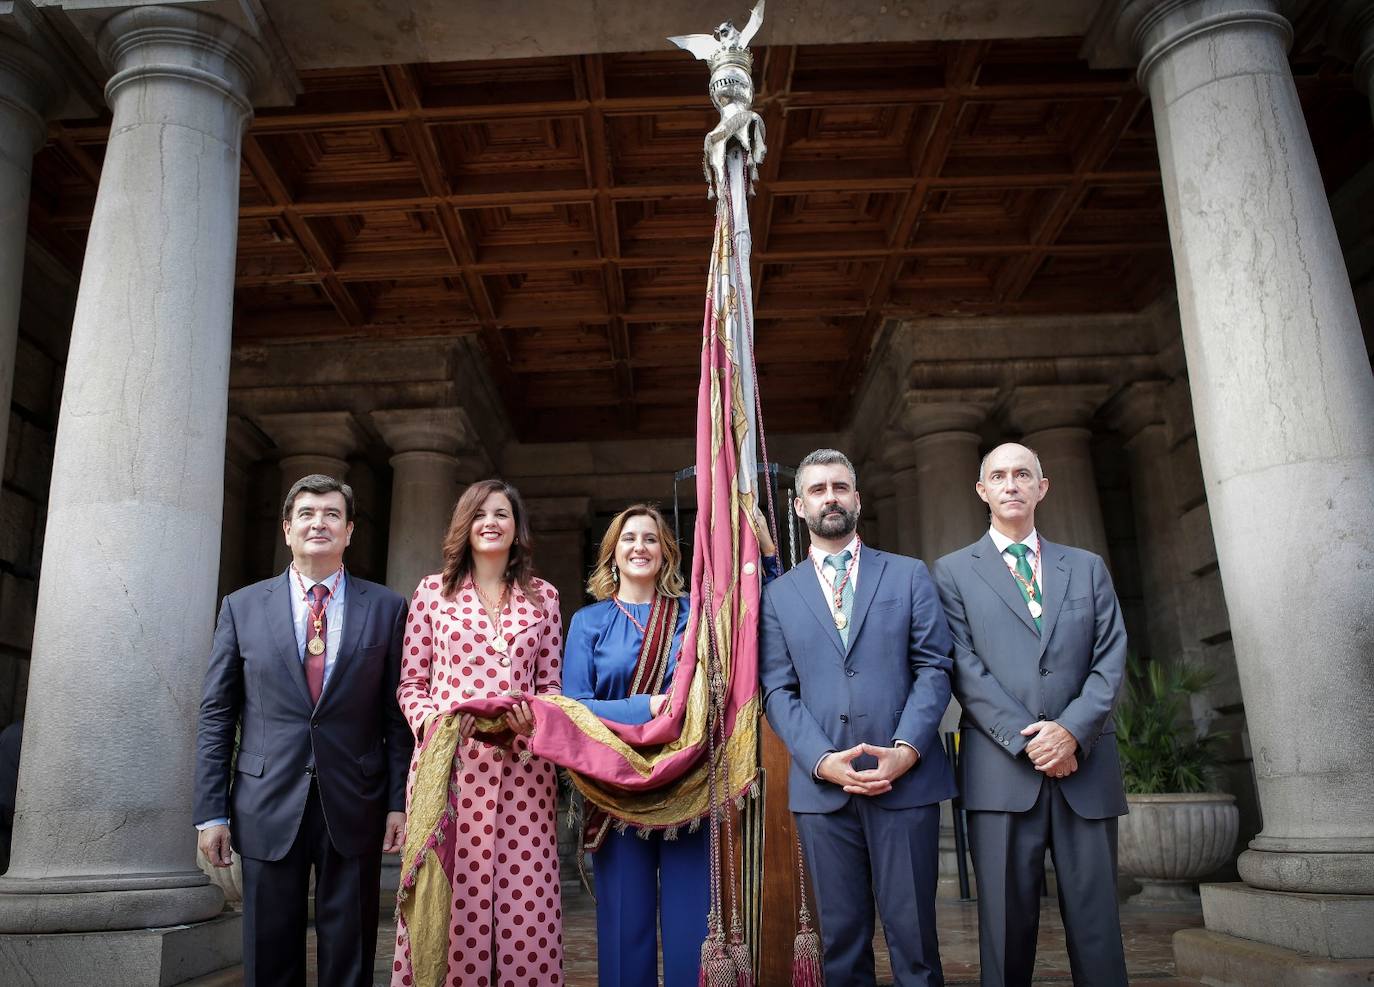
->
xmin=305 ymin=584 xmax=328 ymax=704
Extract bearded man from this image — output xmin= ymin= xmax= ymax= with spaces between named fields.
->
xmin=759 ymin=448 xmax=957 ymax=987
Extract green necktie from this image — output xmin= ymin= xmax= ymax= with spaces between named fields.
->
xmin=1005 ymin=542 xmax=1043 ymax=632
xmin=824 ymin=550 xmax=854 ymax=647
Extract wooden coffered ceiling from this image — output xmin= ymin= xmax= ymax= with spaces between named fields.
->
xmin=27 ymin=34 xmax=1371 ymax=442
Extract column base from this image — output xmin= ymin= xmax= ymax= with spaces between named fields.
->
xmin=1174 ymin=928 xmax=1374 ymax=986
xmin=0 ymin=874 xmax=224 ymax=932
xmin=1240 ymin=847 xmax=1374 ymax=895
xmin=0 ymin=911 xmax=241 ymax=986
xmin=1199 ymin=883 xmax=1374 ymax=959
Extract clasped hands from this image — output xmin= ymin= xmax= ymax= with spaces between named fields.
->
xmin=818 ymin=743 xmax=919 ymax=796
xmin=1021 ymin=720 xmax=1079 ymax=779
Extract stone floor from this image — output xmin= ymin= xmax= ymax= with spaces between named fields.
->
xmin=233 ymin=885 xmax=1206 ymax=986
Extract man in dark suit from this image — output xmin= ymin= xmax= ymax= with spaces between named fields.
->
xmin=933 ymin=442 xmax=1129 ymax=987
xmin=195 ymin=473 xmax=412 ymax=987
xmin=760 ymin=448 xmax=956 ymax=987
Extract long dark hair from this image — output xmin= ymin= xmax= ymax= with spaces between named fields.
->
xmin=439 ymin=479 xmax=538 ymax=599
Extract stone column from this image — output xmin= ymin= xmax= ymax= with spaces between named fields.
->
xmin=373 ymin=407 xmax=484 ymax=599
xmin=219 ymin=418 xmax=269 ymax=601
xmin=258 ymin=411 xmax=360 ymax=571
xmin=1006 ymin=385 xmax=1112 ymax=561
xmin=883 ymin=433 xmax=923 ymax=559
xmin=1332 ymin=0 xmax=1374 ymax=123
xmin=900 ymin=391 xmax=996 ymax=562
xmin=526 ymin=497 xmax=591 ymax=632
xmin=0 ymin=3 xmax=267 ymax=963
xmin=1108 ymin=382 xmax=1189 ymax=664
xmin=1113 ymin=0 xmax=1374 ymax=977
xmin=0 ymin=28 xmax=64 ymax=478
xmin=864 ymin=467 xmax=900 ymax=553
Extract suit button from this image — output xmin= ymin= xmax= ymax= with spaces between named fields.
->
xmin=1040 ymin=668 xmax=1050 ymax=676
xmin=839 ymin=714 xmax=849 ymax=723
xmin=1039 ymin=712 xmax=1048 ymax=720
xmin=845 ymin=669 xmax=856 ymax=677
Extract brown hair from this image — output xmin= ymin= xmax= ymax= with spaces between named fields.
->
xmin=439 ymin=479 xmax=538 ymax=599
xmin=586 ymin=504 xmax=686 ymax=602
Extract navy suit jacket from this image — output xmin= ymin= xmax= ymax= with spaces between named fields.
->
xmin=759 ymin=548 xmax=957 ymax=813
xmin=933 ymin=534 xmax=1128 ymax=820
xmin=194 ymin=570 xmax=412 ymax=860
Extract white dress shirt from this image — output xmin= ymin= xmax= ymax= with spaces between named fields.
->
xmin=988 ymin=526 xmax=1046 ymax=596
xmin=809 ymin=534 xmax=860 ymax=620
xmin=290 ymin=565 xmax=348 ymax=687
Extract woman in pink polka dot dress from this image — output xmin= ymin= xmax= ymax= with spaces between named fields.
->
xmin=391 ymin=479 xmax=565 ymax=987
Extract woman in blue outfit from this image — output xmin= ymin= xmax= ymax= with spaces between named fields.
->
xmin=562 ymin=503 xmax=703 ymax=987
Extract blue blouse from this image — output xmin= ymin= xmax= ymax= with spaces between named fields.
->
xmin=562 ymin=596 xmax=691 ymax=725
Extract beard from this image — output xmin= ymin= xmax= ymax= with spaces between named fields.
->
xmin=806 ymin=502 xmax=859 ymax=540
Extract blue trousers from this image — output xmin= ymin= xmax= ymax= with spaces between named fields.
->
xmin=593 ymin=824 xmax=710 ymax=987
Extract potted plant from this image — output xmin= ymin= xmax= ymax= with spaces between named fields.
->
xmin=1113 ymin=658 xmax=1239 ymax=906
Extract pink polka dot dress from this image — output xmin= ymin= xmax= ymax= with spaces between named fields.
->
xmin=392 ymin=575 xmax=565 ymax=987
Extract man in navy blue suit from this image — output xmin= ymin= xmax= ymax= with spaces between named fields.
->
xmin=195 ymin=474 xmax=412 ymax=987
xmin=760 ymin=448 xmax=956 ymax=987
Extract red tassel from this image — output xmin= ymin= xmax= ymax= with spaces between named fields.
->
xmin=701 ymin=935 xmax=739 ymax=987
xmin=728 ymin=937 xmax=753 ymax=987
xmin=792 ymin=926 xmax=823 ymax=986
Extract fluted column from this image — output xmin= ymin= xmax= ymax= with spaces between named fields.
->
xmin=0 ymin=6 xmax=267 ymax=937
xmin=0 ymin=28 xmax=64 ymax=479
xmin=373 ymin=407 xmax=485 ymax=599
xmin=1005 ymin=385 xmax=1112 ymax=561
xmin=258 ymin=411 xmax=360 ymax=571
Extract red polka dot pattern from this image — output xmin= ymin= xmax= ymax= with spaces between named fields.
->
xmin=392 ymin=575 xmax=564 ymax=986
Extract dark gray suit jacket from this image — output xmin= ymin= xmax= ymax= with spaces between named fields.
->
xmin=933 ymin=534 xmax=1128 ymax=820
xmin=194 ymin=571 xmax=412 ymax=860
xmin=760 ymin=549 xmax=957 ymax=813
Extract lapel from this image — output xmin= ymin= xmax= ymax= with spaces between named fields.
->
xmin=844 ymin=548 xmax=887 ymax=656
xmin=971 ymin=533 xmax=1040 ymax=638
xmin=1035 ymin=540 xmax=1071 ymax=659
xmin=788 ymin=564 xmax=847 ymax=660
xmin=268 ymin=570 xmax=313 ymax=710
xmin=320 ymin=574 xmax=373 ymax=706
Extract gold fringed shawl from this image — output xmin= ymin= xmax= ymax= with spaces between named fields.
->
xmin=396 ymin=710 xmax=509 ymax=987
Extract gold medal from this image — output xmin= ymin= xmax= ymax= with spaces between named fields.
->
xmin=307 ymin=636 xmax=326 ymax=656
xmin=491 ymin=635 xmax=509 ymax=654
xmin=834 ymin=612 xmax=848 ymax=630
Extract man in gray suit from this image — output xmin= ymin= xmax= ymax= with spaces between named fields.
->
xmin=195 ymin=474 xmax=412 ymax=987
xmin=761 ymin=448 xmax=956 ymax=987
xmin=933 ymin=442 xmax=1129 ymax=987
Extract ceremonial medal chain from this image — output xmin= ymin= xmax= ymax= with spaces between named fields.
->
xmin=1008 ymin=539 xmax=1043 ymax=619
xmin=292 ymin=564 xmax=344 ymax=657
xmin=611 ymin=595 xmax=650 ymax=635
xmin=812 ymin=538 xmax=861 ymax=630
xmin=474 ymin=581 xmax=511 ymax=654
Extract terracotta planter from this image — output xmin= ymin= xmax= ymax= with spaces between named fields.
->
xmin=1118 ymin=792 xmax=1239 ymax=906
